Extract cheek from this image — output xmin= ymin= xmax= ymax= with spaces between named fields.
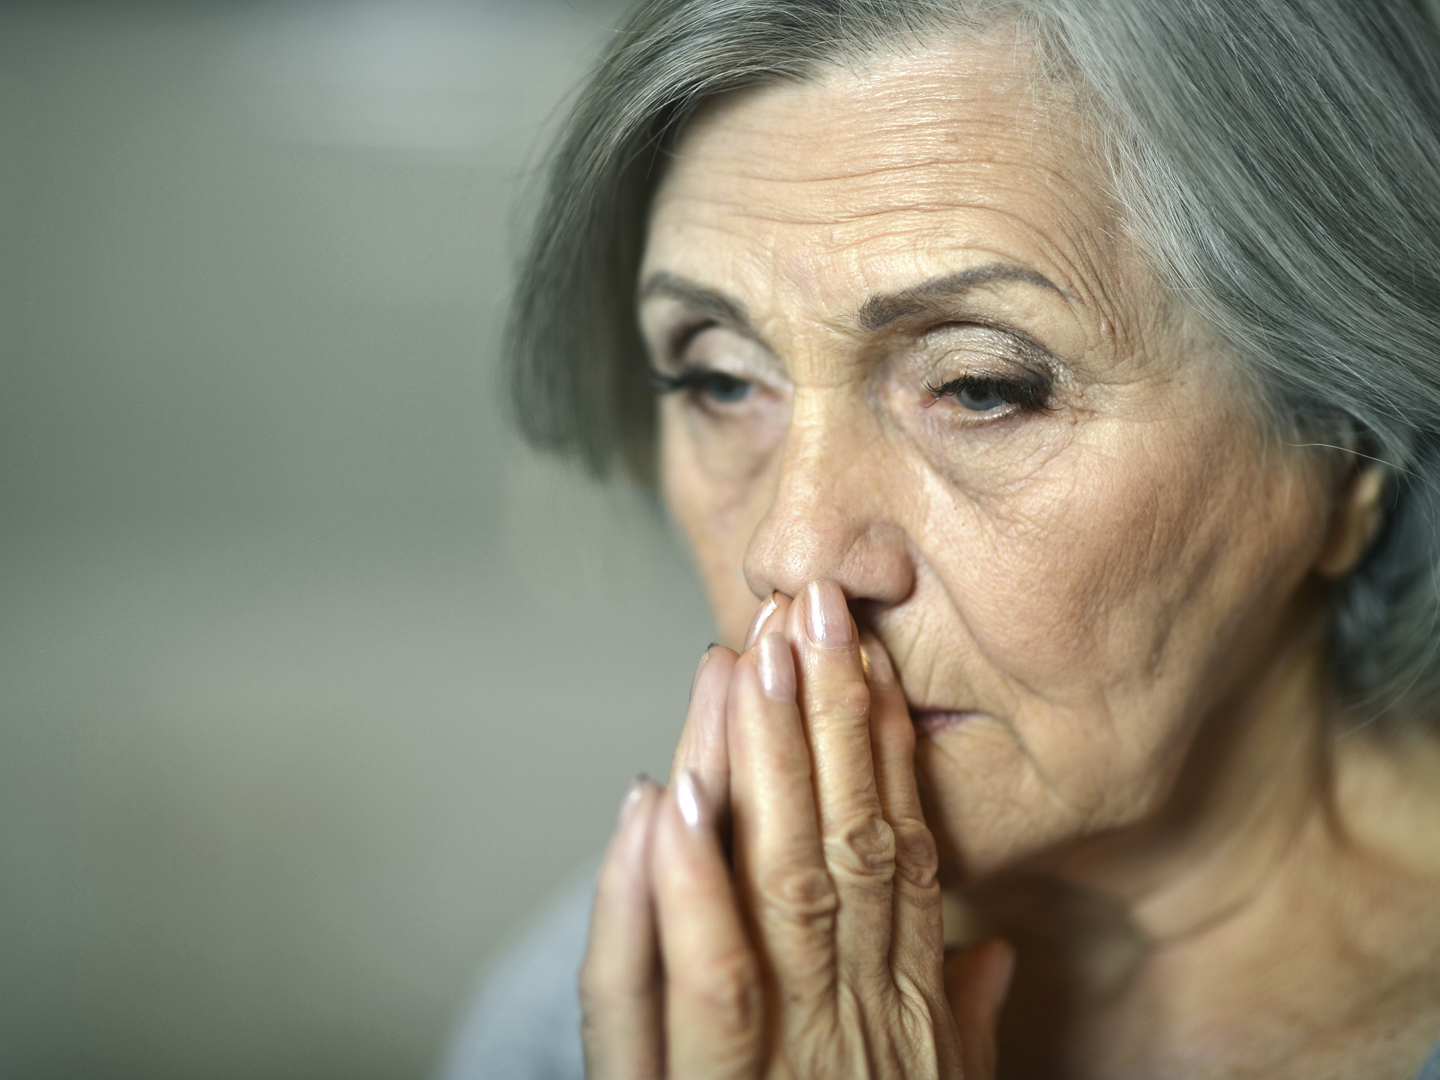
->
xmin=917 ymin=431 xmax=1330 ymax=870
xmin=659 ymin=403 xmax=779 ymax=646
xmin=932 ymin=425 xmax=1321 ymax=710
xmin=933 ymin=476 xmax=1184 ymax=693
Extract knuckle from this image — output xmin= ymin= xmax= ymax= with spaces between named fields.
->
xmin=678 ymin=946 xmax=763 ymax=1038
xmin=805 ymin=677 xmax=872 ymax=723
xmin=890 ymin=816 xmax=940 ymax=890
xmin=577 ymin=962 xmax=609 ymax=1019
xmin=758 ymin=862 xmax=839 ymax=930
xmin=825 ymin=814 xmax=897 ymax=883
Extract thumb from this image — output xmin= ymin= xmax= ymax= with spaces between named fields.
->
xmin=944 ymin=937 xmax=1015 ymax=1080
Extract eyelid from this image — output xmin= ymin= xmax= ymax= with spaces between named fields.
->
xmin=643 ymin=300 xmax=766 ymax=365
xmin=653 ymin=323 xmax=790 ymax=390
xmin=667 ymin=318 xmax=718 ymax=359
xmin=922 ymin=316 xmax=1051 ymax=350
xmin=917 ymin=325 xmax=1063 ymax=399
xmin=637 ymin=300 xmax=713 ymax=367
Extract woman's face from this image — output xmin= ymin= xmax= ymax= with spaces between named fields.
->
xmin=639 ymin=36 xmax=1337 ymax=877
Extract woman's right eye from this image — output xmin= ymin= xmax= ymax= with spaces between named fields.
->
xmin=695 ymin=370 xmax=754 ymax=404
xmin=648 ymin=366 xmax=756 ymax=406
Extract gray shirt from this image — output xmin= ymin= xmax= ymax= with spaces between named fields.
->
xmin=439 ymin=876 xmax=1440 ymax=1080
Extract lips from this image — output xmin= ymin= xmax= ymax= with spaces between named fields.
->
xmin=908 ymin=709 xmax=979 ymax=736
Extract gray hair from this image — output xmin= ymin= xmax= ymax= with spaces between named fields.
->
xmin=506 ymin=0 xmax=1440 ymax=724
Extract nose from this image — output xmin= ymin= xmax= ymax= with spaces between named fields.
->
xmin=742 ymin=389 xmax=916 ymax=608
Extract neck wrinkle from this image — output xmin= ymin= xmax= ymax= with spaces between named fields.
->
xmin=1043 ymin=609 xmax=1336 ymax=947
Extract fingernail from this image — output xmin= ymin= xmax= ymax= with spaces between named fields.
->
xmin=616 ymin=776 xmax=648 ymax=827
xmin=859 ymin=642 xmax=894 ymax=686
xmin=744 ymin=594 xmax=778 ymax=650
xmin=806 ymin=580 xmax=855 ymax=648
xmin=675 ymin=769 xmax=705 ymax=830
xmin=756 ymin=633 xmax=796 ymax=701
xmin=689 ymin=647 xmax=714 ymax=702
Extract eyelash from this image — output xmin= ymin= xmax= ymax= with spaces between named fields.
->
xmin=648 ymin=364 xmax=754 ymax=403
xmin=922 ymin=374 xmax=1051 ymax=414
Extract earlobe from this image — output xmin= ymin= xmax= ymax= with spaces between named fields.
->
xmin=1313 ymin=463 xmax=1386 ymax=579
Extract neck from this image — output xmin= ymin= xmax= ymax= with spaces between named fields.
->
xmin=968 ymin=624 xmax=1440 ymax=1078
xmin=1059 ymin=618 xmax=1334 ymax=942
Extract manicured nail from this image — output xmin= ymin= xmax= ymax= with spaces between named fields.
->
xmin=756 ymin=633 xmax=796 ymax=701
xmin=690 ymin=647 xmax=714 ymax=702
xmin=616 ymin=776 xmax=648 ymax=827
xmin=806 ymin=580 xmax=855 ymax=648
xmin=744 ymin=594 xmax=778 ymax=650
xmin=859 ymin=642 xmax=895 ymax=686
xmin=675 ymin=769 xmax=705 ymax=829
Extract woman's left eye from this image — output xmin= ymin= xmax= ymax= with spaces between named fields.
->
xmin=924 ymin=375 xmax=1046 ymax=415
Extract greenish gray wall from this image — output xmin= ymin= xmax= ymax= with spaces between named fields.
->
xmin=0 ymin=3 xmax=714 ymax=1078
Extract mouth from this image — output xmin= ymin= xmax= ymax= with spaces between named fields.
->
xmin=908 ymin=708 xmax=982 ymax=737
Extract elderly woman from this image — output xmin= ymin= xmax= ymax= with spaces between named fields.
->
xmin=444 ymin=0 xmax=1440 ymax=1076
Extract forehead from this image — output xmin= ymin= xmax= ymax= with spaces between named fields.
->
xmin=643 ymin=33 xmax=1137 ymax=322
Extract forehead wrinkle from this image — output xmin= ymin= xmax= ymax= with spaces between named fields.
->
xmin=663 ymin=198 xmax=1111 ymax=308
xmin=664 ymin=172 xmax=1018 ymax=228
xmin=661 ymin=165 xmax=1120 ymax=314
xmin=680 ymin=152 xmax=1062 ymax=206
xmin=700 ymin=147 xmax=974 ymax=186
xmin=681 ymin=90 xmax=1064 ymax=196
xmin=697 ymin=81 xmax=1011 ymax=152
xmin=693 ymin=42 xmax=1045 ymax=165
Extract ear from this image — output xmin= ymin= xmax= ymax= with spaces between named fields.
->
xmin=1313 ymin=463 xmax=1385 ymax=579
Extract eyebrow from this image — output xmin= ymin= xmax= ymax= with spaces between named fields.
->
xmin=637 ymin=261 xmax=1068 ymax=338
xmin=639 ymin=271 xmax=759 ymax=335
xmin=857 ymin=264 xmax=1069 ymax=332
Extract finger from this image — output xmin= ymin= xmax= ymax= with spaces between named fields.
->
xmin=581 ymin=780 xmax=664 ymax=1080
xmin=653 ymin=770 xmax=764 ymax=1080
xmin=742 ymin=591 xmax=789 ymax=651
xmin=861 ymin=634 xmax=925 ymax=831
xmin=728 ymin=631 xmax=837 ymax=1017
xmin=945 ymin=938 xmax=1015 ymax=1080
xmin=788 ymin=580 xmax=896 ymax=991
xmin=862 ymin=633 xmax=946 ymax=985
xmin=671 ymin=645 xmax=739 ymax=816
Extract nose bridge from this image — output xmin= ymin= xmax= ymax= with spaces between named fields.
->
xmin=742 ymin=385 xmax=915 ymax=604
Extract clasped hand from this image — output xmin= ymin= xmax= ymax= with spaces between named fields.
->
xmin=581 ymin=580 xmax=1014 ymax=1079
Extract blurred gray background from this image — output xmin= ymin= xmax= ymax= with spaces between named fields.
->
xmin=0 ymin=2 xmax=716 ymax=1077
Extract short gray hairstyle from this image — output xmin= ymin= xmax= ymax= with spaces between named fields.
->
xmin=507 ymin=0 xmax=1440 ymax=723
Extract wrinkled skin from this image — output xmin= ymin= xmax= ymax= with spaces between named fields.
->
xmin=580 ymin=27 xmax=1440 ymax=1080
xmin=584 ymin=592 xmax=1013 ymax=1079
